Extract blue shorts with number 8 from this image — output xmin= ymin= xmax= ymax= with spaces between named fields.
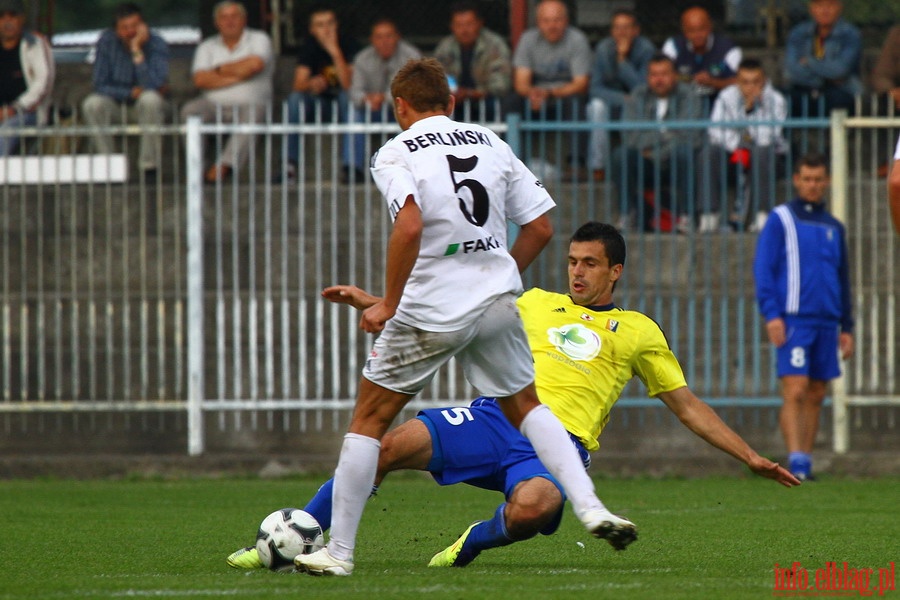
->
xmin=776 ymin=322 xmax=841 ymax=381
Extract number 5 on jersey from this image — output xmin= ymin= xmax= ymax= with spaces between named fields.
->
xmin=447 ymin=155 xmax=489 ymax=227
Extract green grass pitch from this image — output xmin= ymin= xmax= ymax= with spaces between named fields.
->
xmin=0 ymin=473 xmax=897 ymax=599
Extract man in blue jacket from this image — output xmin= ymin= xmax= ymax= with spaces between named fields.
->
xmin=783 ymin=0 xmax=861 ymax=117
xmin=81 ymin=2 xmax=169 ymax=178
xmin=753 ymin=152 xmax=854 ymax=480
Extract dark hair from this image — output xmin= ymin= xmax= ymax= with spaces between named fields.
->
xmin=371 ymin=16 xmax=399 ymax=33
xmin=738 ymin=57 xmax=764 ymax=72
xmin=649 ymin=52 xmax=675 ymax=69
xmin=795 ymin=152 xmax=829 ymax=174
xmin=113 ymin=2 xmax=141 ymax=23
xmin=449 ymin=1 xmax=482 ymax=19
xmin=611 ymin=9 xmax=639 ymax=26
xmin=307 ymin=3 xmax=336 ymax=24
xmin=391 ymin=58 xmax=451 ymax=113
xmin=570 ymin=222 xmax=626 ymax=268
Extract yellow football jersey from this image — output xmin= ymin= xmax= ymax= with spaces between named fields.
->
xmin=518 ymin=288 xmax=687 ymax=451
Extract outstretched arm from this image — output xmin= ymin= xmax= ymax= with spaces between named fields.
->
xmin=322 ymin=285 xmax=380 ymax=310
xmin=657 ymin=386 xmax=801 ymax=487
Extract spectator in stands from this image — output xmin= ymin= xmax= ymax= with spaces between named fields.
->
xmin=662 ymin=6 xmax=741 ymax=111
xmin=344 ymin=18 xmax=420 ymax=183
xmin=181 ymin=0 xmax=274 ymax=183
xmin=512 ymin=0 xmax=590 ymax=119
xmin=81 ymin=2 xmax=168 ymax=178
xmin=512 ymin=0 xmax=592 ymax=172
xmin=587 ymin=9 xmax=656 ymax=182
xmin=872 ymin=25 xmax=900 ymax=111
xmin=433 ymin=1 xmax=511 ymax=122
xmin=698 ymin=58 xmax=788 ymax=233
xmin=0 ymin=0 xmax=53 ymax=157
xmin=784 ymin=0 xmax=861 ymax=118
xmin=279 ymin=4 xmax=358 ymax=184
xmin=610 ymin=54 xmax=702 ymax=233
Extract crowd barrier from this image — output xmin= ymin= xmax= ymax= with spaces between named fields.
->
xmin=0 ymin=101 xmax=897 ymax=455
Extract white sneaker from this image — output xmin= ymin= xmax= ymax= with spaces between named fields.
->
xmin=750 ymin=211 xmax=768 ymax=232
xmin=294 ymin=547 xmax=354 ymax=576
xmin=675 ymin=214 xmax=693 ymax=234
xmin=580 ymin=509 xmax=638 ymax=551
xmin=697 ymin=213 xmax=720 ymax=233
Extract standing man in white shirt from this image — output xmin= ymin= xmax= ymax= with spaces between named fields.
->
xmin=294 ymin=58 xmax=636 ymax=577
xmin=181 ymin=0 xmax=273 ymax=183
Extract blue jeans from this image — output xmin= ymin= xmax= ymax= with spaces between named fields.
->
xmin=611 ymin=143 xmax=697 ymax=217
xmin=343 ymin=104 xmax=394 ymax=172
xmin=0 ymin=110 xmax=38 ymax=157
xmin=285 ymin=91 xmax=348 ymax=165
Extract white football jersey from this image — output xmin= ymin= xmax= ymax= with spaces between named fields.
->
xmin=371 ymin=115 xmax=555 ymax=331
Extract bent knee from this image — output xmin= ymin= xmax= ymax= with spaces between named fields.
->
xmin=505 ymin=484 xmax=563 ymax=539
xmin=136 ymin=90 xmax=165 ymax=108
xmin=377 ymin=430 xmax=402 ymax=470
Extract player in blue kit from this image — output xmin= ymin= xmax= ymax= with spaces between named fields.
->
xmin=753 ymin=153 xmax=854 ymax=481
xmin=228 ymin=222 xmax=799 ymax=570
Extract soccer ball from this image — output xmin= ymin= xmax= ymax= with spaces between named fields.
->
xmin=255 ymin=508 xmax=325 ymax=571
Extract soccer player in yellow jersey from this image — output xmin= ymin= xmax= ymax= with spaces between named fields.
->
xmin=227 ymin=221 xmax=799 ymax=571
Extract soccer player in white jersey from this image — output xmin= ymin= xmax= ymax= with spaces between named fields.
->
xmin=294 ymin=58 xmax=635 ymax=577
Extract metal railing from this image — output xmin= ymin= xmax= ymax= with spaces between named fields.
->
xmin=830 ymin=111 xmax=900 ymax=454
xmin=1 ymin=103 xmax=897 ymax=455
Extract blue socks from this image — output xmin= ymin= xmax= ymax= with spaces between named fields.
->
xmin=303 ymin=478 xmax=335 ymax=530
xmin=456 ymin=503 xmax=518 ymax=567
xmin=788 ymin=451 xmax=813 ymax=480
xmin=302 ymin=477 xmax=379 ymax=532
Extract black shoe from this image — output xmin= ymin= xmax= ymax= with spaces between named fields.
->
xmin=142 ymin=168 xmax=158 ymax=184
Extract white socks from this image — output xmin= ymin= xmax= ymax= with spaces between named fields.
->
xmin=327 ymin=432 xmax=381 ymax=561
xmin=519 ymin=404 xmax=606 ymax=519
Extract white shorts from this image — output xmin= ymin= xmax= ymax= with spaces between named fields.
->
xmin=362 ymin=293 xmax=534 ymax=396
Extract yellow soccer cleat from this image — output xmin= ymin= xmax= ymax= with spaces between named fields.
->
xmin=428 ymin=521 xmax=482 ymax=568
xmin=226 ymin=546 xmax=264 ymax=569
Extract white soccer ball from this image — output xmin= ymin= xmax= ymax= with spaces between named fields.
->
xmin=255 ymin=508 xmax=325 ymax=571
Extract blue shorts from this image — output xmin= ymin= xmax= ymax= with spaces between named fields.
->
xmin=417 ymin=397 xmax=589 ymax=536
xmin=776 ymin=323 xmax=840 ymax=380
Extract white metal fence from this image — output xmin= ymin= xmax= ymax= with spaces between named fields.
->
xmin=1 ymin=108 xmax=897 ymax=455
xmin=830 ymin=112 xmax=900 ymax=453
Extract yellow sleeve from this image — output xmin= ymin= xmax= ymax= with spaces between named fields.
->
xmin=631 ymin=322 xmax=687 ymax=396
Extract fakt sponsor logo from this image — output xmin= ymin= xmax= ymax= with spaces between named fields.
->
xmin=444 ymin=236 xmax=501 ymax=256
xmin=773 ymin=561 xmax=895 ymax=597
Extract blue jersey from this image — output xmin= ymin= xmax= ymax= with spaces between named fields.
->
xmin=753 ymin=198 xmax=853 ymax=332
